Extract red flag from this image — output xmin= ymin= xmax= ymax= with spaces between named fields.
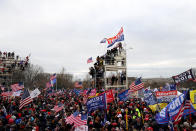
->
xmin=106 ymin=90 xmax=114 ymax=103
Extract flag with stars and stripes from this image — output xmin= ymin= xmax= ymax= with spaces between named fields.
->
xmin=129 ymin=77 xmax=144 ymax=92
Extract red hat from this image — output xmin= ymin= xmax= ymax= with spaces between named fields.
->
xmin=147 ymin=127 xmax=153 ymax=131
xmin=118 ymin=101 xmax=123 ymax=105
xmin=89 ymin=121 xmax=93 ymax=125
xmin=13 ymin=102 xmax=16 ymax=106
xmin=41 ymin=109 xmax=46 ymax=112
xmin=112 ymin=123 xmax=117 ymax=126
xmin=144 ymin=117 xmax=149 ymax=121
xmin=6 ymin=115 xmax=11 ymax=120
xmin=18 ymin=113 xmax=22 ymax=118
xmin=9 ymin=118 xmax=14 ymax=124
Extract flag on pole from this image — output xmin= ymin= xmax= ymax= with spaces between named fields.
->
xmin=52 ymin=103 xmax=64 ymax=113
xmin=75 ymin=82 xmax=83 ymax=88
xmin=19 ymin=89 xmax=33 ymax=110
xmin=50 ymin=73 xmax=57 ymax=87
xmin=107 ymin=27 xmax=124 ymax=48
xmin=100 ymin=38 xmax=107 ymax=43
xmin=30 ymin=88 xmax=41 ymax=99
xmin=129 ymin=77 xmax=144 ymax=92
xmin=12 ymin=90 xmax=22 ymax=97
xmin=11 ymin=83 xmax=24 ymax=92
xmin=118 ymin=89 xmax=130 ymax=101
xmin=105 ymin=90 xmax=114 ymax=103
xmin=66 ymin=111 xmax=87 ymax=127
xmin=173 ymin=91 xmax=191 ymax=125
xmin=87 ymin=57 xmax=93 ymax=64
xmin=44 ymin=82 xmax=51 ymax=90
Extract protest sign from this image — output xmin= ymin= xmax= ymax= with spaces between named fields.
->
xmin=156 ymin=90 xmax=177 ymax=103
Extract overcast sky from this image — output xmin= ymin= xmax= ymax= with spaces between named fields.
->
xmin=1 ymin=0 xmax=196 ymax=79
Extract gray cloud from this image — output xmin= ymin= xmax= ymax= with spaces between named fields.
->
xmin=1 ymin=0 xmax=196 ymax=79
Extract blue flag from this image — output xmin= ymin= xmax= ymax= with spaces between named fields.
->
xmin=156 ymin=93 xmax=196 ymax=124
xmin=74 ymin=89 xmax=81 ymax=95
xmin=86 ymin=93 xmax=106 ymax=113
xmin=144 ymin=89 xmax=157 ymax=105
xmin=118 ymin=89 xmax=129 ymax=101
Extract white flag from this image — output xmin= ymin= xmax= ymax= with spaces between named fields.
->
xmin=75 ymin=125 xmax=88 ymax=131
xmin=30 ymin=88 xmax=41 ymax=98
xmin=12 ymin=90 xmax=22 ymax=96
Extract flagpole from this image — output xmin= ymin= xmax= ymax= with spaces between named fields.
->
xmin=152 ymin=91 xmax=161 ymax=111
xmin=94 ymin=69 xmax=96 ymax=89
xmin=56 ymin=74 xmax=57 ymax=91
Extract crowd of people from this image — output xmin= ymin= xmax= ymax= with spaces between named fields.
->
xmin=89 ymin=42 xmax=126 ymax=90
xmin=0 ymin=88 xmax=195 ymax=131
xmin=0 ymin=51 xmax=29 ymax=74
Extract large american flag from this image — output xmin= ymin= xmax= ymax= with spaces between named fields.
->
xmin=66 ymin=112 xmax=87 ymax=127
xmin=129 ymin=77 xmax=144 ymax=92
xmin=11 ymin=83 xmax=24 ymax=92
xmin=19 ymin=89 xmax=33 ymax=110
xmin=173 ymin=91 xmax=191 ymax=125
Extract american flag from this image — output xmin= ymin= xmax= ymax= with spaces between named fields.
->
xmin=19 ymin=89 xmax=33 ymax=110
xmin=50 ymin=73 xmax=57 ymax=87
xmin=1 ymin=92 xmax=13 ymax=97
xmin=75 ymin=82 xmax=83 ymax=88
xmin=87 ymin=57 xmax=93 ymax=64
xmin=66 ymin=111 xmax=87 ymax=127
xmin=11 ymin=83 xmax=24 ymax=92
xmin=89 ymin=89 xmax=96 ymax=97
xmin=129 ymin=77 xmax=144 ymax=92
xmin=53 ymin=103 xmax=64 ymax=113
xmin=173 ymin=91 xmax=191 ymax=125
xmin=1 ymin=86 xmax=5 ymax=91
xmin=44 ymin=82 xmax=51 ymax=91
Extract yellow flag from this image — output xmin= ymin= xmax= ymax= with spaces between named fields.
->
xmin=190 ymin=90 xmax=196 ymax=109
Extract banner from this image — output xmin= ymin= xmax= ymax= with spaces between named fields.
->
xmin=156 ymin=94 xmax=196 ymax=124
xmin=106 ymin=90 xmax=114 ymax=103
xmin=172 ymin=69 xmax=195 ymax=85
xmin=156 ymin=90 xmax=177 ymax=103
xmin=144 ymin=89 xmax=157 ymax=105
xmin=86 ymin=94 xmax=106 ymax=113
